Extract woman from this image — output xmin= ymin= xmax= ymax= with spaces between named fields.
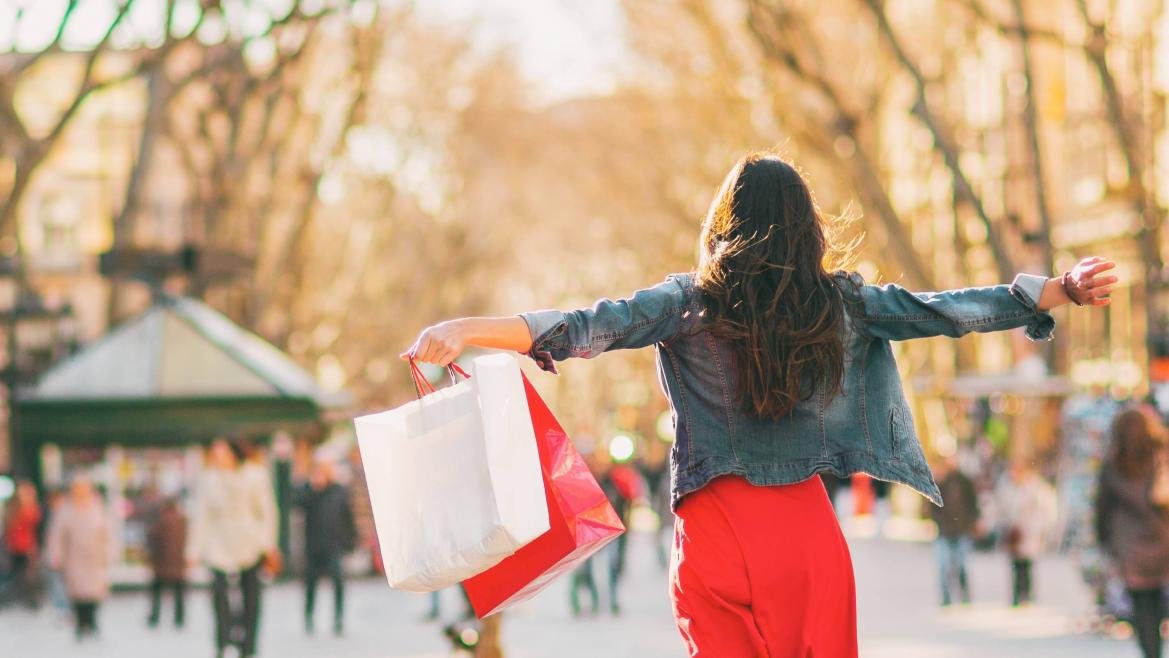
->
xmin=995 ymin=458 xmax=1058 ymax=606
xmin=402 ymin=153 xmax=1115 ymax=656
xmin=188 ymin=438 xmax=277 ymax=658
xmin=1096 ymin=406 xmax=1169 ymax=658
xmin=45 ymin=476 xmax=110 ymax=640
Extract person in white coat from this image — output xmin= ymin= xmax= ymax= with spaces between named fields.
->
xmin=45 ymin=475 xmax=110 ymax=640
xmin=188 ymin=438 xmax=278 ymax=658
xmin=996 ymin=458 xmax=1058 ymax=606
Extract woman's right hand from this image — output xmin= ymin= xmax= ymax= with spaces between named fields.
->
xmin=400 ymin=319 xmax=471 ymax=366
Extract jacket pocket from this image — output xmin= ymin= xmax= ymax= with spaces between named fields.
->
xmin=889 ymin=405 xmax=910 ymax=461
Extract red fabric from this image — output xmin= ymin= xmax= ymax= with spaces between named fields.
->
xmin=463 ymin=372 xmax=624 ymax=618
xmin=610 ymin=464 xmax=644 ymax=500
xmin=5 ymin=503 xmax=42 ymax=556
xmin=670 ymin=475 xmax=857 ymax=658
xmin=851 ymin=473 xmax=875 ymax=515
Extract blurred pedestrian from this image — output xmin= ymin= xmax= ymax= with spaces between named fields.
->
xmin=928 ymin=455 xmax=980 ymax=606
xmin=45 ymin=476 xmax=110 ymax=640
xmin=189 ymin=438 xmax=278 ymax=658
xmin=601 ymin=461 xmax=641 ymax=615
xmin=147 ymin=496 xmax=188 ymax=629
xmin=638 ymin=439 xmax=673 ymax=569
xmin=39 ymin=488 xmax=71 ymax=623
xmin=569 ymin=557 xmax=600 ymax=616
xmin=1095 ymin=405 xmax=1169 ymax=658
xmin=2 ymin=479 xmax=42 ymax=608
xmin=403 ymin=151 xmax=1115 ymax=656
xmin=294 ymin=459 xmax=355 ymax=635
xmin=996 ymin=458 xmax=1058 ymax=606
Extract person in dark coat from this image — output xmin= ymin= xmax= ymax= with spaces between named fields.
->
xmin=928 ymin=456 xmax=980 ymax=605
xmin=1096 ymin=405 xmax=1169 ymax=658
xmin=295 ymin=459 xmax=355 ymax=635
xmin=147 ymin=497 xmax=188 ymax=628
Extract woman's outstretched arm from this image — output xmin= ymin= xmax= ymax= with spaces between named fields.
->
xmin=402 ymin=276 xmax=692 ymax=368
xmin=400 ymin=317 xmax=532 ymax=366
xmin=850 ymin=256 xmax=1116 ymax=342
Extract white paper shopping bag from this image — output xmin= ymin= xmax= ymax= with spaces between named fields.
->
xmin=354 ymin=353 xmax=549 ymax=592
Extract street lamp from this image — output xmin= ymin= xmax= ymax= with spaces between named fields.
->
xmin=0 ymin=254 xmax=77 ymax=480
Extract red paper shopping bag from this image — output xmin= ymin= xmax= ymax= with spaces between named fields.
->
xmin=463 ymin=372 xmax=625 ymax=618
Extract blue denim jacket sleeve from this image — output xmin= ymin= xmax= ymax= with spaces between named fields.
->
xmin=851 ymin=273 xmax=1055 ymax=341
xmin=518 ymin=276 xmax=691 ymax=373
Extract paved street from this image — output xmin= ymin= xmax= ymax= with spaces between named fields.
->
xmin=5 ymin=530 xmax=1137 ymax=658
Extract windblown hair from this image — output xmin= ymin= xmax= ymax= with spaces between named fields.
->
xmin=1109 ymin=405 xmax=1168 ymax=480
xmin=695 ymin=153 xmax=850 ymax=421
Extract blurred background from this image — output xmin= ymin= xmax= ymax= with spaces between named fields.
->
xmin=0 ymin=0 xmax=1167 ymax=656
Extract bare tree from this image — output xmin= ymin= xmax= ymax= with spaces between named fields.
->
xmin=0 ymin=0 xmax=139 ymax=242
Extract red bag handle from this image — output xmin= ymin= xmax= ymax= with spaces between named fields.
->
xmin=409 ymin=358 xmax=470 ymax=399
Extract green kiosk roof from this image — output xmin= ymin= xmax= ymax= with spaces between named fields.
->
xmin=17 ymin=296 xmax=351 ymax=446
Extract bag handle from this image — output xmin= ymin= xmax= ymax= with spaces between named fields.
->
xmin=409 ymin=358 xmax=471 ymax=400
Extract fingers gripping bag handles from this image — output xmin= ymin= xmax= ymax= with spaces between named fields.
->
xmin=464 ymin=372 xmax=626 ymax=618
xmin=353 ymin=353 xmax=549 ymax=592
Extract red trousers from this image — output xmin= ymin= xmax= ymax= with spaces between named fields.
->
xmin=670 ymin=475 xmax=857 ymax=657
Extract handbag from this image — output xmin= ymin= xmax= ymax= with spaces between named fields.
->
xmin=463 ymin=370 xmax=625 ymax=617
xmin=354 ymin=354 xmax=550 ymax=592
xmin=261 ymin=550 xmax=283 ymax=577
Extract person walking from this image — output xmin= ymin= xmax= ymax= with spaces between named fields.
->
xmin=400 ymin=152 xmax=1115 ymax=656
xmin=45 ymin=476 xmax=110 ymax=640
xmin=568 ymin=556 xmax=601 ymax=617
xmin=2 ymin=480 xmax=42 ymax=609
xmin=189 ymin=438 xmax=278 ymax=658
xmin=996 ymin=458 xmax=1058 ymax=606
xmin=147 ymin=496 xmax=188 ymax=629
xmin=1096 ymin=405 xmax=1169 ymax=658
xmin=928 ymin=455 xmax=980 ymax=605
xmin=294 ymin=459 xmax=355 ymax=636
xmin=600 ymin=461 xmax=640 ymax=615
xmin=39 ymin=488 xmax=71 ymax=624
xmin=638 ymin=440 xmax=674 ymax=569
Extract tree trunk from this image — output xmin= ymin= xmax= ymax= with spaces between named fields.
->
xmin=1010 ymin=0 xmax=1055 ymax=275
xmin=107 ymin=63 xmax=170 ymax=324
xmin=0 ymin=159 xmax=36 ymax=244
xmin=863 ymin=0 xmax=1017 ymax=282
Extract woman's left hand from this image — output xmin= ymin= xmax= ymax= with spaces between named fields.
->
xmin=1038 ymin=256 xmax=1118 ymax=310
xmin=400 ymin=320 xmax=469 ymax=366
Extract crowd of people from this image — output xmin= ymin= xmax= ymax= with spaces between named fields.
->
xmin=923 ymin=455 xmax=1059 ymax=608
xmin=917 ymin=403 xmax=1169 ymax=658
xmin=0 ymin=437 xmax=359 ymax=658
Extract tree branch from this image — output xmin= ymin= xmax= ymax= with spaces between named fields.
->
xmin=746 ymin=0 xmax=936 ymax=288
xmin=861 ymin=0 xmax=1016 ymax=282
xmin=1010 ymin=0 xmax=1054 ymax=274
xmin=38 ymin=0 xmax=135 ymax=150
xmin=1072 ymin=0 xmax=1162 ymax=276
xmin=13 ymin=0 xmax=81 ymax=76
xmin=947 ymin=0 xmax=1066 ymax=45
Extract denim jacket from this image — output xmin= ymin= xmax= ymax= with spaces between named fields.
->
xmin=519 ymin=272 xmax=1054 ymax=510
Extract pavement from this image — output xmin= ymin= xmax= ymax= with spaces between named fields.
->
xmin=3 ymin=527 xmax=1141 ymax=658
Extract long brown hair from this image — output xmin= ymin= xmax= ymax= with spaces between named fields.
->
xmin=695 ymin=153 xmax=849 ymax=420
xmin=1109 ymin=405 xmax=1168 ymax=480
